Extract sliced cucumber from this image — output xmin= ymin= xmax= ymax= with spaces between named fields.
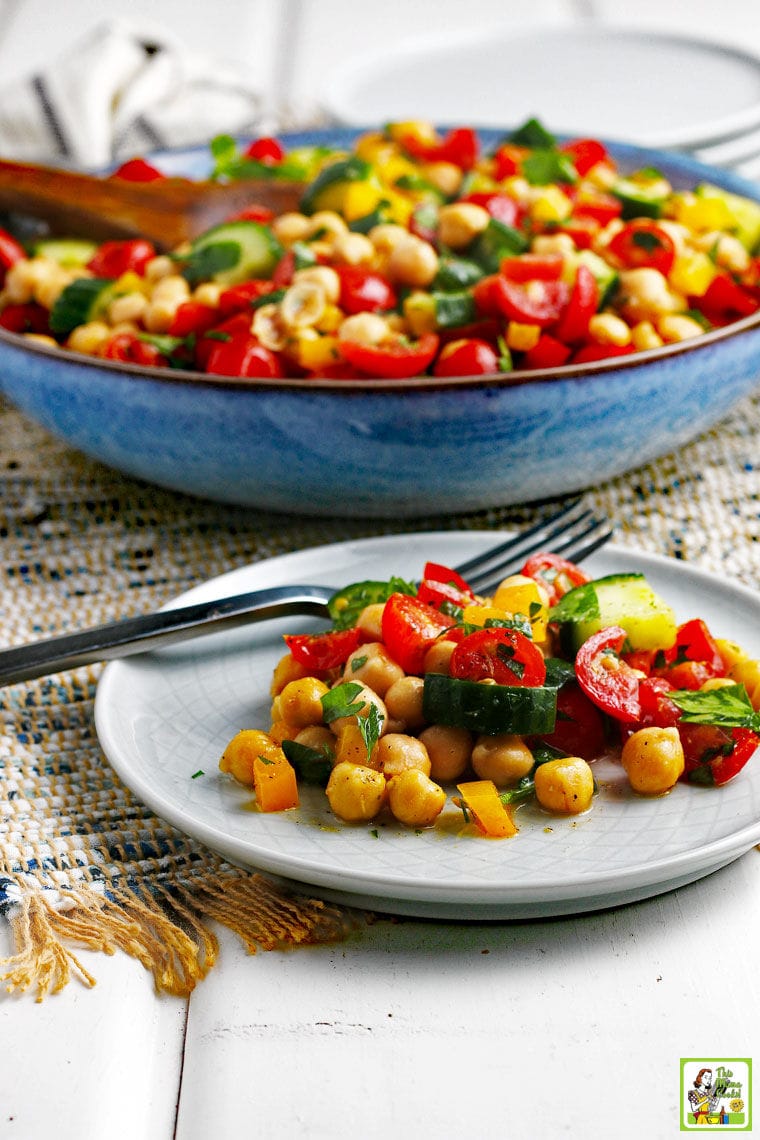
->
xmin=612 ymin=176 xmax=669 ymax=219
xmin=434 ymin=256 xmax=484 ymax=292
xmin=32 ymin=238 xmax=98 ymax=267
xmin=469 ymin=217 xmax=529 ymax=272
xmin=695 ymin=182 xmax=760 ymax=253
xmin=432 ymin=290 xmax=477 ymax=328
xmin=423 ymin=673 xmax=557 ymax=735
xmin=300 ymin=156 xmax=375 ymax=215
xmin=182 ymin=221 xmax=284 ymax=286
xmin=49 ymin=277 xmax=118 ymax=335
xmin=551 ymin=573 xmax=678 ymax=653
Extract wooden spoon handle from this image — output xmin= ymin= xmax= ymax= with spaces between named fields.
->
xmin=0 ymin=159 xmax=304 ymax=249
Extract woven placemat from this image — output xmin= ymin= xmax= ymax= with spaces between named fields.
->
xmin=2 ymin=391 xmax=759 ymax=999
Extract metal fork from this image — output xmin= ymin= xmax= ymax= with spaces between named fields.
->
xmin=0 ymin=500 xmax=613 ymax=687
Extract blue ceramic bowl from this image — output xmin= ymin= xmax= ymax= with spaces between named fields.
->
xmin=2 ymin=129 xmax=760 ymax=518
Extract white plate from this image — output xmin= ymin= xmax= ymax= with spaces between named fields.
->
xmin=94 ymin=533 xmax=760 ymax=920
xmin=323 ymin=26 xmax=760 ymax=151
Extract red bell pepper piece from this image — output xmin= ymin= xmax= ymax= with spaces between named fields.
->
xmin=167 ymin=301 xmax=219 ymax=338
xmin=560 ymin=138 xmax=610 ymax=176
xmin=522 ymin=333 xmax=572 ymax=369
xmin=416 ymin=561 xmax=476 ymax=609
xmin=205 ymin=334 xmax=285 ymax=378
xmin=284 ymin=627 xmax=363 ymax=672
xmin=87 ymin=239 xmax=156 ymax=278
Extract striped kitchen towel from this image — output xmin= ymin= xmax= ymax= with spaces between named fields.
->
xmin=0 ymin=19 xmax=264 ymax=170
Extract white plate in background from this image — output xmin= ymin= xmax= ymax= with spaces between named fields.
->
xmin=94 ymin=533 xmax=760 ymax=920
xmin=322 ymin=26 xmax=760 ymax=151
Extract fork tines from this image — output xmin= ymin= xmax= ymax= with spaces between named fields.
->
xmin=458 ymin=499 xmax=614 ymax=596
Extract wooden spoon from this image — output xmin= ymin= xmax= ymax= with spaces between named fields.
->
xmin=0 ymin=158 xmax=305 ymax=250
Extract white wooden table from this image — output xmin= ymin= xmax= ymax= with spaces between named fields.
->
xmin=2 ymin=852 xmax=758 ymax=1138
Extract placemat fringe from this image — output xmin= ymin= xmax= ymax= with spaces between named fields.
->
xmin=1 ymin=875 xmax=352 ymax=1001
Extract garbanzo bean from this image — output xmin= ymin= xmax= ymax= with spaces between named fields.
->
xmin=621 ymin=726 xmax=685 ymax=795
xmin=419 ymin=724 xmax=472 ymax=782
xmin=471 ymin=733 xmax=534 ymax=786
xmin=279 ymin=676 xmax=330 ymax=728
xmin=326 ymin=761 xmax=386 ymax=821
xmin=343 ymin=642 xmax=404 ymax=697
xmin=387 ymin=769 xmax=446 ymax=828
xmin=384 ymin=675 xmax=426 ymax=729
xmin=534 ymin=756 xmax=595 ymax=814
xmin=371 ymin=733 xmax=431 ymax=779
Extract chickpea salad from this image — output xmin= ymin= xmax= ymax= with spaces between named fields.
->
xmin=219 ymin=550 xmax=760 ymax=839
xmin=2 ymin=118 xmax=760 ymax=380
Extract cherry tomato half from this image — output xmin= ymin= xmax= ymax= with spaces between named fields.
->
xmin=100 ymin=333 xmax=166 ymax=367
xmin=381 ymin=593 xmax=456 ymax=674
xmin=500 ymin=254 xmax=564 ymax=283
xmin=0 ymin=227 xmax=27 ymax=273
xmin=244 ymin=136 xmax=286 ymax=165
xmin=338 ymin=333 xmax=439 ymax=379
xmin=574 ymin=626 xmax=641 ymax=723
xmin=449 ymin=627 xmax=546 ymax=687
xmin=432 ymin=338 xmax=499 ymax=377
xmin=336 ymin=266 xmax=397 ymax=314
xmin=492 ymin=276 xmax=570 ymax=328
xmin=554 ymin=264 xmax=599 ymax=344
xmin=109 ymin=157 xmax=165 ymax=182
xmin=521 ymin=552 xmax=590 ymax=607
xmin=607 ymin=220 xmax=676 ymax=275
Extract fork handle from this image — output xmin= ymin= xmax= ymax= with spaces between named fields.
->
xmin=0 ymin=585 xmax=332 ymax=687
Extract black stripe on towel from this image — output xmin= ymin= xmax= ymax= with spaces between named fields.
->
xmin=31 ymin=75 xmax=72 ymax=158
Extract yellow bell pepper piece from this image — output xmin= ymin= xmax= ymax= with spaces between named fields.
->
xmin=457 ymin=780 xmax=517 ymax=838
xmin=342 ymin=180 xmax=385 ymax=222
xmin=491 ymin=574 xmax=548 ymax=640
xmin=530 ymin=186 xmax=572 ymax=223
xmin=668 ymin=251 xmax=716 ymax=297
xmin=506 ymin=321 xmax=541 ymax=351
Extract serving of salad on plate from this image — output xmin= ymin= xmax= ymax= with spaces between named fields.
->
xmin=2 ymin=117 xmax=760 ymax=381
xmin=218 ymin=549 xmax=760 ymax=840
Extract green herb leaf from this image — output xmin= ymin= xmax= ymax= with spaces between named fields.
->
xmin=522 ymin=149 xmax=578 ymax=187
xmin=191 ymin=769 xmax=204 ymax=779
xmin=281 ymin=739 xmax=334 ymax=785
xmin=549 ymin=581 xmax=600 ymax=624
xmin=508 ymin=117 xmax=557 ymax=149
xmin=670 ymin=683 xmax=760 ymax=730
xmin=357 ymin=702 xmax=383 ymax=759
xmin=181 ymin=241 xmax=241 ymax=286
xmin=320 ymin=681 xmax=366 ymax=723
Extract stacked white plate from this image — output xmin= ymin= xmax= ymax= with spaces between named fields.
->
xmin=321 ymin=26 xmax=760 ymax=179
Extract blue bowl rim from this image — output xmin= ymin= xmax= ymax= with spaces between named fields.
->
xmin=3 ymin=125 xmax=760 ymax=395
